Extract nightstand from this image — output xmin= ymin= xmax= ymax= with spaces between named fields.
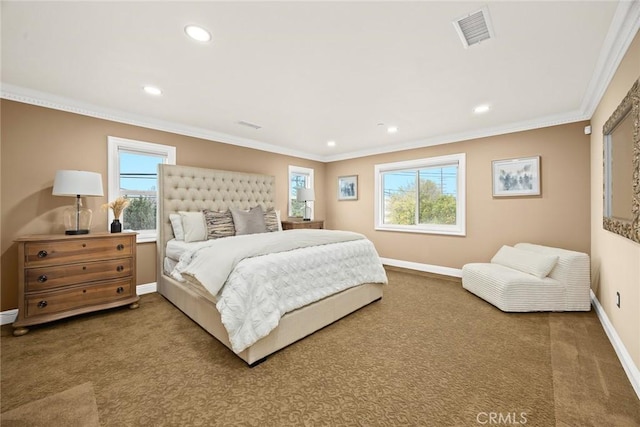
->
xmin=281 ymin=220 xmax=324 ymax=230
xmin=12 ymin=232 xmax=139 ymax=336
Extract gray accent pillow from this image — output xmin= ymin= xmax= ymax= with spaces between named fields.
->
xmin=203 ymin=209 xmax=235 ymax=239
xmin=231 ymin=206 xmax=267 ymax=235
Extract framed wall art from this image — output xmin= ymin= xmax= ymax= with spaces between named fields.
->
xmin=338 ymin=175 xmax=358 ymax=201
xmin=492 ymin=156 xmax=541 ymax=197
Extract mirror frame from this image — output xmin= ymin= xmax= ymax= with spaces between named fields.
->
xmin=603 ymin=78 xmax=639 ymax=243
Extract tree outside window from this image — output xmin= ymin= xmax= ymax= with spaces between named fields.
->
xmin=375 ymin=154 xmax=466 ymax=236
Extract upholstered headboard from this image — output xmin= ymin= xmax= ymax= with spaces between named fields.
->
xmin=157 ymin=164 xmax=276 ymax=268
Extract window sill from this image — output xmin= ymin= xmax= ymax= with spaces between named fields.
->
xmin=136 ymin=235 xmax=157 ymax=244
xmin=375 ymin=224 xmax=466 ymax=237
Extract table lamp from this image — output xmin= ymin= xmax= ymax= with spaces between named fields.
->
xmin=296 ymin=187 xmax=315 ymax=221
xmin=52 ymin=170 xmax=104 ymax=234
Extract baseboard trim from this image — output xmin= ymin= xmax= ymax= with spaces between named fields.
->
xmin=137 ymin=282 xmax=157 ymax=295
xmin=590 ymin=290 xmax=640 ymax=400
xmin=0 ymin=282 xmax=158 ymax=326
xmin=380 ymin=257 xmax=463 ymax=278
xmin=0 ymin=309 xmax=19 ymax=326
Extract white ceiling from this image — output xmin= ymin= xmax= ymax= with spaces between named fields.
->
xmin=2 ymin=1 xmax=639 ymax=162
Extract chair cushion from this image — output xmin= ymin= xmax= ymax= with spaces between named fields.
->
xmin=491 ymin=245 xmax=559 ymax=278
xmin=462 ymin=263 xmax=565 ymax=312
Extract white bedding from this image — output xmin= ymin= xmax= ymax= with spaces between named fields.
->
xmin=170 ymin=229 xmax=387 ymax=353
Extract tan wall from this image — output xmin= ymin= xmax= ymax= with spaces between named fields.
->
xmin=590 ymin=30 xmax=640 ymax=368
xmin=325 ymin=121 xmax=591 ymax=269
xmin=0 ymin=100 xmax=325 ymax=311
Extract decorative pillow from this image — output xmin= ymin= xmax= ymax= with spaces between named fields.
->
xmin=264 ymin=207 xmax=280 ymax=232
xmin=491 ymin=245 xmax=559 ymax=279
xmin=275 ymin=209 xmax=283 ymax=231
xmin=169 ymin=213 xmax=184 ymax=240
xmin=179 ymin=211 xmax=207 ymax=243
xmin=203 ymin=209 xmax=235 ymax=239
xmin=231 ymin=206 xmax=267 ymax=235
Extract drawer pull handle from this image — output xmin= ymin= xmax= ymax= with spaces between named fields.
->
xmin=37 ymin=275 xmax=48 ymax=283
xmin=116 ymin=287 xmax=124 ymax=294
xmin=117 ymin=244 xmax=125 ymax=251
xmin=117 ymin=265 xmax=124 ymax=272
xmin=37 ymin=250 xmax=48 ymax=258
xmin=37 ymin=300 xmax=48 ymax=309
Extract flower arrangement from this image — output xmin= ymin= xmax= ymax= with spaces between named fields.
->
xmin=103 ymin=196 xmax=130 ymax=219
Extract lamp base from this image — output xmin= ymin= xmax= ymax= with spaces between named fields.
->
xmin=65 ymin=229 xmax=90 ymax=235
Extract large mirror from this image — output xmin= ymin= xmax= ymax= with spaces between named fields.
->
xmin=603 ymin=78 xmax=639 ymax=243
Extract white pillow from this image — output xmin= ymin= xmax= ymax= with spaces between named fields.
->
xmin=179 ymin=211 xmax=207 ymax=243
xmin=491 ymin=245 xmax=559 ymax=278
xmin=275 ymin=209 xmax=283 ymax=232
xmin=169 ymin=214 xmax=184 ymax=240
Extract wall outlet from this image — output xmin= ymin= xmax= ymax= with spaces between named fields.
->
xmin=616 ymin=291 xmax=621 ymax=308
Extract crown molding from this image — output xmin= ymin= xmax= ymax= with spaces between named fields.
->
xmin=2 ymin=2 xmax=637 ymax=164
xmin=580 ymin=0 xmax=640 ymax=117
xmin=0 ymin=84 xmax=325 ymax=162
xmin=323 ymin=110 xmax=590 ymax=162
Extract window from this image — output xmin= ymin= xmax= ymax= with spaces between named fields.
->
xmin=288 ymin=165 xmax=314 ymax=219
xmin=108 ymin=136 xmax=176 ymax=243
xmin=375 ymin=153 xmax=466 ymax=236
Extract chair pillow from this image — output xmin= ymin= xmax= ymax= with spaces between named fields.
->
xmin=491 ymin=245 xmax=559 ymax=278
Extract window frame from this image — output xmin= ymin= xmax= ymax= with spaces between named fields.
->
xmin=374 ymin=153 xmax=466 ymax=236
xmin=107 ymin=136 xmax=176 ymax=243
xmin=288 ymin=165 xmax=314 ymax=219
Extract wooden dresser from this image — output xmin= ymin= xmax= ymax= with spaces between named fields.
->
xmin=13 ymin=232 xmax=139 ymax=336
xmin=281 ymin=220 xmax=324 ymax=230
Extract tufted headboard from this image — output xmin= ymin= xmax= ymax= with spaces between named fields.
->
xmin=157 ymin=164 xmax=275 ymax=268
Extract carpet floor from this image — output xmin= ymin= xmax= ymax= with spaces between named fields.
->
xmin=1 ymin=269 xmax=638 ymax=426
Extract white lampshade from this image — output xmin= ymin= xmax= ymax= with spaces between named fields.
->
xmin=52 ymin=170 xmax=104 ymax=197
xmin=52 ymin=170 xmax=103 ymax=235
xmin=296 ymin=187 xmax=315 ymax=202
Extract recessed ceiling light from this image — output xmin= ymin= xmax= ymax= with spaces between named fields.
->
xmin=143 ymin=85 xmax=162 ymax=96
xmin=387 ymin=126 xmax=398 ymax=134
xmin=185 ymin=25 xmax=211 ymax=42
xmin=473 ymin=104 xmax=491 ymax=114
xmin=327 ymin=140 xmax=336 ymax=147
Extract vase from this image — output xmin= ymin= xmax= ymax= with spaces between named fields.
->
xmin=110 ymin=219 xmax=122 ymax=233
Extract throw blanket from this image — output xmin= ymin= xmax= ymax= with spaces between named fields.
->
xmin=173 ymin=229 xmax=367 ymax=296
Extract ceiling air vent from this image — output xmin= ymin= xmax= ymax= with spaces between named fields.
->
xmin=453 ymin=6 xmax=494 ymax=48
xmin=237 ymin=120 xmax=262 ymax=130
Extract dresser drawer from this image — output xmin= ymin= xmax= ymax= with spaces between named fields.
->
xmin=25 ymin=258 xmax=133 ymax=292
xmin=26 ymin=279 xmax=134 ymax=317
xmin=24 ymin=236 xmax=133 ymax=267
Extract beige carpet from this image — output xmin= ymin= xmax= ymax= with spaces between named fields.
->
xmin=0 ymin=382 xmax=99 ymax=426
xmin=1 ymin=269 xmax=638 ymax=426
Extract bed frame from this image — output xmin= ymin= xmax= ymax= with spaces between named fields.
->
xmin=156 ymin=164 xmax=383 ymax=366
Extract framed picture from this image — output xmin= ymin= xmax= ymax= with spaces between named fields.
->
xmin=492 ymin=156 xmax=541 ymax=197
xmin=338 ymin=175 xmax=358 ymax=201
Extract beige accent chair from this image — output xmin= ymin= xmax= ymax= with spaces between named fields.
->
xmin=462 ymin=243 xmax=591 ymax=312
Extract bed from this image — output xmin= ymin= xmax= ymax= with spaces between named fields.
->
xmin=156 ymin=164 xmax=386 ymax=366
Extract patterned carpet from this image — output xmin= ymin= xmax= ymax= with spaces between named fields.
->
xmin=1 ymin=269 xmax=638 ymax=426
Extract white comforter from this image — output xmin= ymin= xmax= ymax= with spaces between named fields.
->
xmin=171 ymin=229 xmax=388 ymax=353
